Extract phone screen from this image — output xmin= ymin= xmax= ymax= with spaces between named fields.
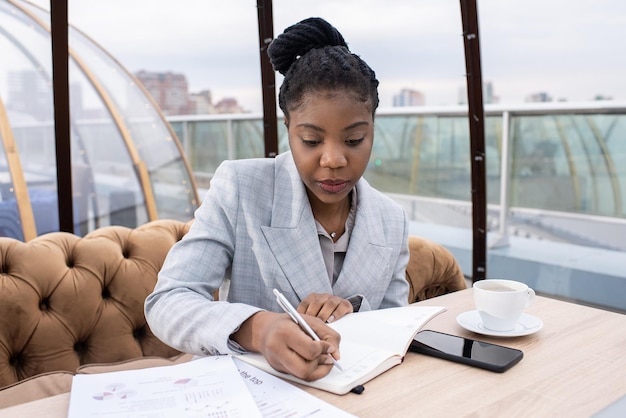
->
xmin=410 ymin=330 xmax=523 ymax=372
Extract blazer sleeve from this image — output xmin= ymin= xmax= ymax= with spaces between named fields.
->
xmin=145 ymin=160 xmax=262 ymax=356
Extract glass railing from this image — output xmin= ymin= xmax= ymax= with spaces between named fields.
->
xmin=169 ymin=102 xmax=626 ymax=312
xmin=169 ymin=102 xmax=626 ymax=245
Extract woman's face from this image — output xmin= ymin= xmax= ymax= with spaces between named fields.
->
xmin=287 ymin=90 xmax=373 ymax=210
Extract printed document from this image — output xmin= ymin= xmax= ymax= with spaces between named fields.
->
xmin=67 ymin=355 xmax=356 ymax=417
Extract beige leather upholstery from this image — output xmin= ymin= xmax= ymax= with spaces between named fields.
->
xmin=0 ymin=219 xmax=190 ymax=389
xmin=0 ymin=371 xmax=74 ymax=409
xmin=405 ymin=235 xmax=467 ymax=303
xmin=0 ymin=219 xmax=464 ymax=400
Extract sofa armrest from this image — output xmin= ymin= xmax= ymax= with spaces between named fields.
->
xmin=0 ymin=371 xmax=74 ymax=409
xmin=405 ymin=235 xmax=467 ymax=303
xmin=75 ymin=353 xmax=194 ymax=375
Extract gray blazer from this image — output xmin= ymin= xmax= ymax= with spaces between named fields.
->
xmin=145 ymin=151 xmax=409 ymax=356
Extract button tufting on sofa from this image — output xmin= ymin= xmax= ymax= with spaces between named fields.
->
xmin=39 ymin=297 xmax=51 ymax=311
xmin=0 ymin=219 xmax=192 ymax=389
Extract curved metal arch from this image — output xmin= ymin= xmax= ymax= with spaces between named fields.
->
xmin=0 ymin=97 xmax=36 ymax=240
xmin=553 ymin=116 xmax=582 ymax=211
xmin=113 ymin=69 xmax=200 ymax=208
xmin=0 ymin=18 xmax=41 ymax=241
xmin=9 ymin=0 xmax=199 ymax=223
xmin=65 ymin=51 xmax=158 ymax=221
xmin=17 ymin=0 xmax=155 ymax=221
xmin=69 ymin=26 xmax=200 ymax=208
xmin=584 ymin=115 xmax=622 ymax=215
xmin=568 ymin=115 xmax=600 ymax=213
xmin=0 ymin=5 xmax=100 ymax=236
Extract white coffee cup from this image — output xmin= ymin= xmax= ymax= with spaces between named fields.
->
xmin=473 ymin=279 xmax=535 ymax=332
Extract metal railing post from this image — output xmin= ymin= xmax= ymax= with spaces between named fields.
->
xmin=182 ymin=119 xmax=190 ymax=157
xmin=490 ymin=110 xmax=511 ymax=248
xmin=227 ymin=118 xmax=235 ymax=160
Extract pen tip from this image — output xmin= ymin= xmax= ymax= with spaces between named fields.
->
xmin=331 ymin=357 xmax=343 ymax=372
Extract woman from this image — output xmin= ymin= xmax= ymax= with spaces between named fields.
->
xmin=145 ymin=17 xmax=409 ymax=382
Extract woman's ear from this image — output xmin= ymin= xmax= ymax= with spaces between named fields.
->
xmin=283 ymin=116 xmax=289 ymax=128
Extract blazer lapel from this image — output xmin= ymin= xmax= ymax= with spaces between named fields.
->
xmin=334 ymin=180 xmax=392 ymax=297
xmin=260 ymin=153 xmax=332 ymax=302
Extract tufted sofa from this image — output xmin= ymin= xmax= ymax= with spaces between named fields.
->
xmin=0 ymin=220 xmax=189 ymax=389
xmin=0 ymin=219 xmax=465 ymax=408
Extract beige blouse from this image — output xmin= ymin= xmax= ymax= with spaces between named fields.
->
xmin=314 ymin=188 xmax=358 ymax=285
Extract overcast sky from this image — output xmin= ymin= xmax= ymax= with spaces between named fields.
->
xmin=30 ymin=0 xmax=626 ymax=112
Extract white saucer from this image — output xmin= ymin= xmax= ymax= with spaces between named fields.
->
xmin=456 ymin=310 xmax=543 ymax=337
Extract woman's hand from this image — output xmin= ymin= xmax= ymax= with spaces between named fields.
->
xmin=297 ymin=293 xmax=353 ymax=323
xmin=231 ymin=311 xmax=340 ymax=381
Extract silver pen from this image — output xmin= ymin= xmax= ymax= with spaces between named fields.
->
xmin=273 ymin=288 xmax=343 ymax=372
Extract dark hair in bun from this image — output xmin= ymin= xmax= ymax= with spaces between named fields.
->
xmin=267 ymin=17 xmax=379 ymax=118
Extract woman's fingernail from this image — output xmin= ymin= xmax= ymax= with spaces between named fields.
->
xmin=326 ymin=315 xmax=335 ymax=323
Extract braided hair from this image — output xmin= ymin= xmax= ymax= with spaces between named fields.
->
xmin=267 ymin=17 xmax=379 ymax=119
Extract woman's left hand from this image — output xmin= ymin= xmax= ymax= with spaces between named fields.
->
xmin=297 ymin=293 xmax=353 ymax=323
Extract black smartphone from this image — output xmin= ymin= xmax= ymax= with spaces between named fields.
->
xmin=409 ymin=330 xmax=523 ymax=373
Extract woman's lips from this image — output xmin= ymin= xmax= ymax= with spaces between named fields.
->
xmin=318 ymin=180 xmax=349 ymax=194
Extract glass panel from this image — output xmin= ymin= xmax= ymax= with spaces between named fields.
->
xmin=232 ymin=119 xmax=264 ymax=159
xmin=570 ymin=114 xmax=620 ymax=217
xmin=509 ymin=114 xmax=624 ymax=218
xmin=1 ymin=1 xmax=199 ymax=237
xmin=366 ymin=115 xmax=417 ymax=194
xmin=485 ymin=115 xmax=502 ymax=204
xmin=278 ymin=122 xmax=289 ymax=153
xmin=70 ymin=59 xmax=144 ymax=230
xmin=0 ymin=121 xmax=24 ymax=240
xmin=0 ymin=2 xmax=57 ymax=238
xmin=68 ymin=25 xmax=197 ymax=221
xmin=511 ymin=115 xmax=574 ymax=211
xmin=602 ymin=114 xmax=626 ymax=218
xmin=187 ymin=120 xmax=230 ymax=174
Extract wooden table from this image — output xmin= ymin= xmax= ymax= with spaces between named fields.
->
xmin=309 ymin=289 xmax=626 ymax=417
xmin=2 ymin=289 xmax=625 ymax=417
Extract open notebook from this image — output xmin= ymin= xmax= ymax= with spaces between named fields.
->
xmin=235 ymin=305 xmax=446 ymax=395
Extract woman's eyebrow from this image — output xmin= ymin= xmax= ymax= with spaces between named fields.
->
xmin=343 ymin=121 xmax=369 ymax=132
xmin=295 ymin=123 xmax=324 ymax=132
xmin=295 ymin=121 xmax=370 ymax=132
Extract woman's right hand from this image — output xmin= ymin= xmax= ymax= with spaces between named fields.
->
xmin=231 ymin=311 xmax=341 ymax=381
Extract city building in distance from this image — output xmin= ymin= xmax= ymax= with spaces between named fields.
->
xmin=393 ymin=88 xmax=425 ymax=107
xmin=525 ymin=91 xmax=553 ymax=103
xmin=135 ymin=70 xmax=246 ymax=116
